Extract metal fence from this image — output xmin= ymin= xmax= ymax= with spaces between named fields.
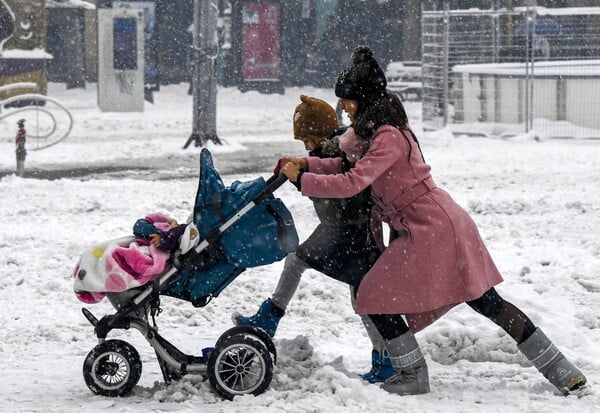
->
xmin=422 ymin=6 xmax=600 ymax=139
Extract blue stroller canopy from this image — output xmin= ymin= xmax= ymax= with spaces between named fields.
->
xmin=163 ymin=149 xmax=298 ymax=305
xmin=194 ymin=148 xmax=266 ymax=239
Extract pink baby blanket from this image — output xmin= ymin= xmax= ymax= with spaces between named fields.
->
xmin=73 ymin=236 xmax=170 ymax=304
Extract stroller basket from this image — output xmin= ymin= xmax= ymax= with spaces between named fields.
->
xmin=161 ymin=149 xmax=298 ymax=306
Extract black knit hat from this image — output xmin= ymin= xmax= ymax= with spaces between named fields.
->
xmin=335 ymin=46 xmax=387 ymax=101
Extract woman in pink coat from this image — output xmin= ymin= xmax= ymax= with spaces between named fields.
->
xmin=279 ymin=46 xmax=586 ymax=396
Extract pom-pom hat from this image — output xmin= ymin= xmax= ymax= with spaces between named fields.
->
xmin=335 ymin=46 xmax=387 ymax=101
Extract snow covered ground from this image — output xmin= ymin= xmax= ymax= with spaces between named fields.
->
xmin=0 ymin=83 xmax=599 ymax=412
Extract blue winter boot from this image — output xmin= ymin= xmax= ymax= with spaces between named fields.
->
xmin=232 ymin=298 xmax=284 ymax=338
xmin=361 ymin=350 xmax=395 ymax=383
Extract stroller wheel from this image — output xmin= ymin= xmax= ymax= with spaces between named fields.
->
xmin=208 ymin=334 xmax=273 ymax=400
xmin=83 ymin=339 xmax=142 ymax=397
xmin=214 ymin=325 xmax=277 ymax=364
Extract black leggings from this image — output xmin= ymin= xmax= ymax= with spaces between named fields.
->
xmin=368 ymin=288 xmax=537 ymax=343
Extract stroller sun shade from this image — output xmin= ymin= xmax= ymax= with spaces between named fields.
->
xmin=194 ymin=148 xmax=266 ymax=239
xmin=163 ymin=149 xmax=298 ymax=305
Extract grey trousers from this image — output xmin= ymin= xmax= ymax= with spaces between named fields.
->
xmin=350 ymin=285 xmax=385 ymax=352
xmin=271 ymin=253 xmax=309 ymax=310
xmin=270 ymin=252 xmax=384 ymax=352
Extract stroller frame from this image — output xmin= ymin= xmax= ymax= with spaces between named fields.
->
xmin=81 ymin=174 xmax=289 ymax=400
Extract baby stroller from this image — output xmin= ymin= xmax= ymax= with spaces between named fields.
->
xmin=73 ymin=149 xmax=298 ymax=400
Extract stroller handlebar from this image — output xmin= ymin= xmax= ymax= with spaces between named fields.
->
xmin=265 ymin=174 xmax=288 ymax=191
xmin=254 ymin=174 xmax=288 ymax=204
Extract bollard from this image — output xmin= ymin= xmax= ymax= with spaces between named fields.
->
xmin=15 ymin=119 xmax=27 ymax=177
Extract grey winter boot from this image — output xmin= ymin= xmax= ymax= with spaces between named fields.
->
xmin=382 ymin=331 xmax=430 ymax=395
xmin=517 ymin=328 xmax=587 ymax=395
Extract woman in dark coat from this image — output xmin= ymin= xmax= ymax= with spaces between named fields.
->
xmin=279 ymin=46 xmax=587 ymax=396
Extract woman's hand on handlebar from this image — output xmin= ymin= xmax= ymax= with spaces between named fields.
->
xmin=274 ymin=157 xmax=307 ymax=174
xmin=280 ymin=161 xmax=302 ymax=182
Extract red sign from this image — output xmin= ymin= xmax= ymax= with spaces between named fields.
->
xmin=241 ymin=2 xmax=280 ymax=81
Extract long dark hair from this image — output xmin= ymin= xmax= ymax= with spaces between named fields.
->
xmin=352 ymin=91 xmax=424 ymax=161
xmin=353 ymin=91 xmax=407 ymax=139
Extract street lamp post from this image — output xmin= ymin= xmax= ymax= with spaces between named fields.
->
xmin=184 ymin=0 xmax=222 ymax=148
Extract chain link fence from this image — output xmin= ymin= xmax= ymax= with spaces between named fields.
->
xmin=422 ymin=6 xmax=600 ymax=139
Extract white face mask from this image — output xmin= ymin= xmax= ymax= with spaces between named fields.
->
xmin=338 ymin=127 xmax=369 ymax=164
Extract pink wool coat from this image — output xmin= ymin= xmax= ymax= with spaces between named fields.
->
xmin=300 ymin=125 xmax=503 ymax=332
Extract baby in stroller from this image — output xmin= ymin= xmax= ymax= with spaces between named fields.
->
xmin=134 ymin=212 xmax=195 ymax=251
xmin=73 ymin=212 xmax=198 ymax=305
xmin=73 ymin=149 xmax=298 ymax=400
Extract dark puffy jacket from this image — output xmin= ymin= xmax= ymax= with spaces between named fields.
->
xmin=295 ymin=128 xmax=379 ymax=287
xmin=309 ymin=132 xmax=373 ymax=225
